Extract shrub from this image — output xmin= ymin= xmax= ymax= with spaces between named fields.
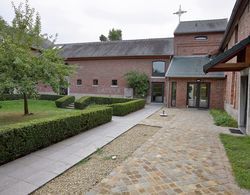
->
xmin=210 ymin=109 xmax=238 ymax=128
xmin=0 ymin=107 xmax=112 ymax=165
xmin=39 ymin=94 xmax=64 ymax=101
xmin=110 ymin=99 xmax=146 ymax=116
xmin=124 ymin=71 xmax=149 ymax=98
xmin=55 ymin=95 xmax=75 ymax=108
xmin=91 ymin=96 xmax=130 ymax=104
xmin=74 ymin=96 xmax=92 ymax=109
xmin=0 ymin=94 xmax=23 ymax=101
xmin=74 ymin=96 xmax=131 ymax=110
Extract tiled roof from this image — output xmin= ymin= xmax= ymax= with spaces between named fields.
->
xmin=166 ymin=55 xmax=225 ymax=78
xmin=174 ymin=18 xmax=228 ymax=34
xmin=58 ymin=38 xmax=173 ymax=59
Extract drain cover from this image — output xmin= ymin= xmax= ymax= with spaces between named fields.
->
xmin=229 ymin=128 xmax=243 ymax=134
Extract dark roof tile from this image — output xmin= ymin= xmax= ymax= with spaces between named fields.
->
xmin=58 ymin=38 xmax=173 ymax=59
xmin=174 ymin=18 xmax=228 ymax=34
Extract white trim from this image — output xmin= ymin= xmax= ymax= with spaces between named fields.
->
xmin=111 ymin=85 xmax=118 ymax=88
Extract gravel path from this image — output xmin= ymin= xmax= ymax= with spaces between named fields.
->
xmin=33 ymin=124 xmax=160 ymax=194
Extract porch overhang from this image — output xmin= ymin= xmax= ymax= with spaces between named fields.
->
xmin=203 ymin=36 xmax=250 ymax=73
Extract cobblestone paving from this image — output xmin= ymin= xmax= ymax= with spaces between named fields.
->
xmin=87 ymin=109 xmax=249 ymax=195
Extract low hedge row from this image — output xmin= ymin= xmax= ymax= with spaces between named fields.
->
xmin=74 ymin=96 xmax=92 ymax=109
xmin=0 ymin=94 xmax=23 ymax=101
xmin=55 ymin=95 xmax=75 ymax=108
xmin=110 ymin=99 xmax=146 ymax=116
xmin=0 ymin=107 xmax=112 ymax=165
xmin=74 ymin=96 xmax=146 ymax=116
xmin=39 ymin=94 xmax=64 ymax=101
xmin=0 ymin=94 xmax=64 ymax=101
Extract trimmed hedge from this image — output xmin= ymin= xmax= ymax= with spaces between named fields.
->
xmin=74 ymin=96 xmax=146 ymax=116
xmin=74 ymin=96 xmax=130 ymax=109
xmin=55 ymin=95 xmax=75 ymax=108
xmin=0 ymin=94 xmax=64 ymax=101
xmin=0 ymin=107 xmax=112 ymax=165
xmin=0 ymin=94 xmax=23 ymax=101
xmin=110 ymin=99 xmax=146 ymax=116
xmin=74 ymin=96 xmax=92 ymax=109
xmin=39 ymin=94 xmax=64 ymax=101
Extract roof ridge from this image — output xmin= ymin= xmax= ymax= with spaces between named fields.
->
xmin=179 ymin=18 xmax=228 ymax=23
xmin=57 ymin=37 xmax=173 ymax=46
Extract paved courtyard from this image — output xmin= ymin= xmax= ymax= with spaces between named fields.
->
xmin=88 ymin=108 xmax=249 ymax=195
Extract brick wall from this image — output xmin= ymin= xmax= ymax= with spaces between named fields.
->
xmin=174 ymin=33 xmax=224 ymax=56
xmin=224 ymin=1 xmax=250 ymax=118
xmin=167 ymin=78 xmax=225 ymax=109
xmin=38 ymin=57 xmax=170 ymax=100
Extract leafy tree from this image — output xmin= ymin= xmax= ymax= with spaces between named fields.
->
xmin=0 ymin=0 xmax=73 ymax=115
xmin=99 ymin=28 xmax=122 ymax=41
xmin=124 ymin=71 xmax=149 ymax=98
xmin=99 ymin=34 xmax=107 ymax=42
xmin=108 ymin=28 xmax=122 ymax=41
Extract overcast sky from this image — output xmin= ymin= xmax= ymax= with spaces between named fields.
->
xmin=1 ymin=0 xmax=235 ymax=43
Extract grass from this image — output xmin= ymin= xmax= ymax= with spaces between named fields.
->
xmin=0 ymin=99 xmax=79 ymax=129
xmin=220 ymin=134 xmax=250 ymax=189
xmin=210 ymin=109 xmax=238 ymax=128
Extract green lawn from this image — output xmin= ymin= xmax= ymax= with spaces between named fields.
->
xmin=210 ymin=109 xmax=238 ymax=128
xmin=0 ymin=100 xmax=79 ymax=129
xmin=220 ymin=134 xmax=250 ymax=189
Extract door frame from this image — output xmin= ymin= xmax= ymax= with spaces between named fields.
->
xmin=151 ymin=82 xmax=165 ymax=103
xmin=186 ymin=82 xmax=210 ymax=109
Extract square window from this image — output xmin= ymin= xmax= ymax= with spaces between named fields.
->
xmin=112 ymin=79 xmax=118 ymax=86
xmin=93 ymin=79 xmax=98 ymax=85
xmin=77 ymin=79 xmax=82 ymax=86
xmin=152 ymin=61 xmax=166 ymax=77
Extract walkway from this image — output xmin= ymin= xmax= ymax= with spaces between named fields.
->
xmin=88 ymin=109 xmax=249 ymax=195
xmin=0 ymin=104 xmax=161 ymax=195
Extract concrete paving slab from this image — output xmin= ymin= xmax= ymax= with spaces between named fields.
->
xmin=0 ymin=104 xmax=161 ymax=194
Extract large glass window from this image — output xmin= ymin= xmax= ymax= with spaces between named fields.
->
xmin=152 ymin=61 xmax=165 ymax=77
xmin=171 ymin=82 xmax=177 ymax=107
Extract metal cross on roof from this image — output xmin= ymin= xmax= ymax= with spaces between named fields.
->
xmin=173 ymin=5 xmax=187 ymax=23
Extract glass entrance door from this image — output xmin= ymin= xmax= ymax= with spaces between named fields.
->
xmin=187 ymin=82 xmax=210 ymax=108
xmin=151 ymin=83 xmax=164 ymax=103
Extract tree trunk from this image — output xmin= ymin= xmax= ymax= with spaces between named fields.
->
xmin=23 ymin=93 xmax=29 ymax=115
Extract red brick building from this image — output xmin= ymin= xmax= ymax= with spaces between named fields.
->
xmin=166 ymin=19 xmax=227 ymax=109
xmin=204 ymin=0 xmax=250 ymax=134
xmin=38 ymin=38 xmax=173 ymax=103
xmin=38 ymin=19 xmax=228 ymax=109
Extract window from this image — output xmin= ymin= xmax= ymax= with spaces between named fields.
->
xmin=111 ymin=79 xmax=118 ymax=86
xmin=93 ymin=79 xmax=98 ymax=86
xmin=152 ymin=61 xmax=165 ymax=76
xmin=194 ymin=35 xmax=208 ymax=40
xmin=235 ymin=25 xmax=238 ymax=44
xmin=76 ymin=79 xmax=82 ymax=86
xmin=171 ymin=82 xmax=177 ymax=107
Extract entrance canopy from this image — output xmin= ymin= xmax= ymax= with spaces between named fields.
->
xmin=203 ymin=36 xmax=250 ymax=73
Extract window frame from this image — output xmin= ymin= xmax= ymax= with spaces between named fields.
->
xmin=93 ymin=79 xmax=99 ymax=86
xmin=76 ymin=79 xmax=82 ymax=86
xmin=152 ymin=60 xmax=166 ymax=77
xmin=194 ymin=35 xmax=208 ymax=41
xmin=111 ymin=79 xmax=118 ymax=87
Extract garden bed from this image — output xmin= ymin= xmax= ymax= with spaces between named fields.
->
xmin=33 ymin=124 xmax=160 ymax=194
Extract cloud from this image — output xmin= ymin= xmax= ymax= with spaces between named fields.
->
xmin=0 ymin=0 xmax=236 ymax=43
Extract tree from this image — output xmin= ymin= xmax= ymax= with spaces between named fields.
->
xmin=99 ymin=34 xmax=107 ymax=42
xmin=124 ymin=71 xmax=149 ymax=98
xmin=108 ymin=28 xmax=122 ymax=41
xmin=0 ymin=0 xmax=73 ymax=115
xmin=99 ymin=28 xmax=122 ymax=41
